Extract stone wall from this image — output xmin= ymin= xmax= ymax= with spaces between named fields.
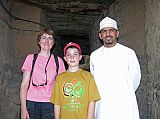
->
xmin=0 ymin=0 xmax=16 ymax=118
xmin=145 ymin=0 xmax=160 ymax=118
xmin=11 ymin=1 xmax=42 ymax=74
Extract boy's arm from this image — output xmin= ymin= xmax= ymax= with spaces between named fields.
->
xmin=54 ymin=104 xmax=60 ymax=119
xmin=87 ymin=101 xmax=95 ymax=119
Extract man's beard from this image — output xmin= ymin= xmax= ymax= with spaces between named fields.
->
xmin=104 ymin=37 xmax=114 ymax=44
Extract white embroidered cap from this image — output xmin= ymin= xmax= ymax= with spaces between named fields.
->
xmin=100 ymin=17 xmax=118 ymax=31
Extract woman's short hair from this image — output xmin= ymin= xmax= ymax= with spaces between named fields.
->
xmin=37 ymin=29 xmax=55 ymax=43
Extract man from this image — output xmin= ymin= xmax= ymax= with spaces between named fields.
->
xmin=90 ymin=17 xmax=141 ymax=119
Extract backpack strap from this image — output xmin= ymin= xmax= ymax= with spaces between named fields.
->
xmin=31 ymin=54 xmax=38 ymax=77
xmin=28 ymin=54 xmax=38 ymax=90
xmin=54 ymin=55 xmax=59 ymax=75
xmin=28 ymin=54 xmax=59 ymax=89
xmin=31 ymin=54 xmax=59 ymax=75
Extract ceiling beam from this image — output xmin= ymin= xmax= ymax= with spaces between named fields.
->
xmin=13 ymin=0 xmax=109 ymax=12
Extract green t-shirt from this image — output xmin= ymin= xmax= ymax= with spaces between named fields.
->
xmin=50 ymin=69 xmax=100 ymax=119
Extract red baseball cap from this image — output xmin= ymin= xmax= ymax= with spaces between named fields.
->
xmin=64 ymin=42 xmax=82 ymax=56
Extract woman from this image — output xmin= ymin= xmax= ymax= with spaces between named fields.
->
xmin=20 ymin=29 xmax=65 ymax=119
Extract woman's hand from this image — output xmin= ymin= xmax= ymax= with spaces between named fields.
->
xmin=21 ymin=108 xmax=29 ymax=119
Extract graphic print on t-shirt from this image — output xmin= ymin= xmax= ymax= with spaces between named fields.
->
xmin=63 ymin=79 xmax=85 ymax=112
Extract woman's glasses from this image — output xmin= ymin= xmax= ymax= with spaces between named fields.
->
xmin=41 ymin=36 xmax=54 ymax=42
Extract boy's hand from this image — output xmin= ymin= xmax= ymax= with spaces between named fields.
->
xmin=54 ymin=105 xmax=60 ymax=119
xmin=87 ymin=102 xmax=95 ymax=119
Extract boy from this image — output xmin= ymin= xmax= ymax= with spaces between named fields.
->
xmin=50 ymin=42 xmax=100 ymax=119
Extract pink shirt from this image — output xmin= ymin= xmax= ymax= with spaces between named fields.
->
xmin=22 ymin=54 xmax=65 ymax=102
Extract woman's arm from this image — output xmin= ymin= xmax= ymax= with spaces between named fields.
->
xmin=87 ymin=101 xmax=95 ymax=119
xmin=20 ymin=71 xmax=30 ymax=119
